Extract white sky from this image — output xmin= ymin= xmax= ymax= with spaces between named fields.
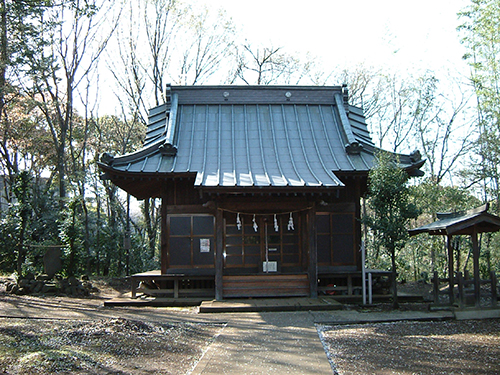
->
xmin=95 ymin=0 xmax=473 ymax=118
xmin=192 ymin=0 xmax=470 ymax=77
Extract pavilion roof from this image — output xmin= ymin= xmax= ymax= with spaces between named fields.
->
xmin=409 ymin=203 xmax=500 ymax=236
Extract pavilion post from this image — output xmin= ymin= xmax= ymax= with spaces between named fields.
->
xmin=457 ymin=271 xmax=464 ymax=308
xmin=471 ymin=227 xmax=481 ymax=307
xmin=491 ymin=271 xmax=497 ymax=308
xmin=447 ymin=234 xmax=454 ymax=305
xmin=433 ymin=271 xmax=439 ymax=305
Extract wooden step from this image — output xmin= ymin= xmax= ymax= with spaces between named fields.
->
xmin=222 ymin=274 xmax=309 ymax=298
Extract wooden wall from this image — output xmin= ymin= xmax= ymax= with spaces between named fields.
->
xmin=160 ymin=175 xmax=366 ymax=275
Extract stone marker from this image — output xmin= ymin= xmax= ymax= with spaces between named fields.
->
xmin=43 ymin=247 xmax=62 ymax=278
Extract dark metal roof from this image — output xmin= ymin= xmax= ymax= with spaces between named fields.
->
xmin=409 ymin=204 xmax=500 ymax=236
xmin=99 ymin=85 xmax=424 ymax=194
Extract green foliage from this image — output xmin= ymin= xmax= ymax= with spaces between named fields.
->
xmin=0 ymin=211 xmax=19 ymax=273
xmin=58 ymin=197 xmax=83 ymax=276
xmin=459 ymin=0 xmax=500 ymax=205
xmin=363 ymin=152 xmax=420 ymax=307
xmin=363 ymin=152 xmax=419 ymax=256
xmin=0 ymin=172 xmax=63 ymax=276
xmin=12 ymin=171 xmax=32 ymax=219
xmin=410 ymin=179 xmax=480 ymax=216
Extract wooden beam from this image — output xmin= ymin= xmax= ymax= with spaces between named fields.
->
xmin=166 ymin=204 xmax=214 ymax=215
xmin=215 ymin=207 xmax=224 ymax=300
xmin=307 ymin=205 xmax=318 ymax=298
xmin=160 ymin=195 xmax=168 ymax=274
xmin=354 ymin=178 xmax=362 ymax=269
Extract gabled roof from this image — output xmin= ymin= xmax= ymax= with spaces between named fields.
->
xmin=99 ymin=85 xmax=424 ymax=198
xmin=409 ymin=204 xmax=500 ymax=236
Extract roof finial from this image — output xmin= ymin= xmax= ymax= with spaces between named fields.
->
xmin=165 ymin=83 xmax=172 ymax=104
xmin=342 ymin=84 xmax=349 ymax=113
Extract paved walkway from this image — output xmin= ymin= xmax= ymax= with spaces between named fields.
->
xmin=192 ymin=311 xmax=333 ymax=374
xmin=0 ymin=295 xmax=462 ymax=374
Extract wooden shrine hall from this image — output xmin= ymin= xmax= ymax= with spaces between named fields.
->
xmin=99 ymin=85 xmax=424 ymax=300
xmin=409 ymin=203 xmax=500 ymax=308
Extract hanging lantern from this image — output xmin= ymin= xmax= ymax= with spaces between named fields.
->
xmin=288 ymin=212 xmax=294 ymax=231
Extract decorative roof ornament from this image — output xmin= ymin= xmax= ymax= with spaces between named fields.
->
xmin=100 ymin=152 xmax=115 ymax=166
xmin=345 ymin=141 xmax=363 ymax=155
xmin=410 ymin=150 xmax=422 ymax=162
xmin=342 ymin=83 xmax=349 ymax=113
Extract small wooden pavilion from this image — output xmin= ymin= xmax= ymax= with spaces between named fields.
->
xmin=409 ymin=203 xmax=500 ymax=307
xmin=99 ymin=85 xmax=424 ymax=300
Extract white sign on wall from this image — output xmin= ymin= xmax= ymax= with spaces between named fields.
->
xmin=200 ymin=238 xmax=211 ymax=253
xmin=263 ymin=261 xmax=277 ymax=272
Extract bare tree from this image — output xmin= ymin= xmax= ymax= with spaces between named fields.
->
xmin=337 ymin=65 xmax=386 ymax=120
xmin=228 ymin=42 xmax=312 ymax=85
xmin=26 ymin=0 xmax=119 ymax=201
xmin=413 ymin=76 xmax=474 ymax=184
xmin=177 ymin=6 xmax=235 ymax=85
xmin=143 ymin=0 xmax=178 ymax=106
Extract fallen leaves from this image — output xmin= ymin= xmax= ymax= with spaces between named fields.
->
xmin=0 ymin=317 xmax=224 ymax=374
xmin=318 ymin=319 xmax=500 ymax=375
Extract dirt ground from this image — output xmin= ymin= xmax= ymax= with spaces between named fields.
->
xmin=319 ymin=319 xmax=500 ymax=375
xmin=1 ymin=277 xmax=500 ymax=374
xmin=0 ymin=277 xmax=218 ymax=374
xmin=0 ymin=317 xmax=223 ymax=374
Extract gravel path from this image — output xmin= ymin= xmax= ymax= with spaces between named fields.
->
xmin=319 ymin=319 xmax=500 ymax=375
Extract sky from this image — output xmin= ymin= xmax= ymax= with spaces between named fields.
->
xmin=116 ymin=0 xmax=473 ymax=208
xmin=191 ymin=0 xmax=471 ymax=78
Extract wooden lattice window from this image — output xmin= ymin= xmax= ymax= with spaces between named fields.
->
xmin=316 ymin=212 xmax=355 ymax=266
xmin=168 ymin=215 xmax=215 ymax=268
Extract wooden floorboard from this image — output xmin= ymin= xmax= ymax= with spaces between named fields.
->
xmin=199 ymin=297 xmax=343 ymax=313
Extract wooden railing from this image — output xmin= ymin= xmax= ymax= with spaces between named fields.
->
xmin=431 ymin=270 xmax=498 ymax=308
xmin=131 ymin=274 xmax=215 ymax=299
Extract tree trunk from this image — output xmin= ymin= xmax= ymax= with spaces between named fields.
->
xmin=67 ymin=209 xmax=77 ymax=276
xmin=391 ymin=248 xmax=399 ymax=309
xmin=144 ymin=198 xmax=157 ymax=258
xmin=96 ymin=193 xmax=101 ymax=276
xmin=16 ymin=219 xmax=27 ymax=276
xmin=0 ymin=0 xmax=6 ymax=114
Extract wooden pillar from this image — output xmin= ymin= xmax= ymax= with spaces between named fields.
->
xmin=491 ymin=271 xmax=498 ymax=308
xmin=457 ymin=271 xmax=464 ymax=309
xmin=215 ymin=207 xmax=224 ymax=301
xmin=354 ymin=178 xmax=362 ymax=268
xmin=433 ymin=271 xmax=439 ymax=305
xmin=307 ymin=205 xmax=318 ymax=298
xmin=471 ymin=227 xmax=481 ymax=307
xmin=447 ymin=234 xmax=455 ymax=305
xmin=160 ymin=196 xmax=168 ymax=274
